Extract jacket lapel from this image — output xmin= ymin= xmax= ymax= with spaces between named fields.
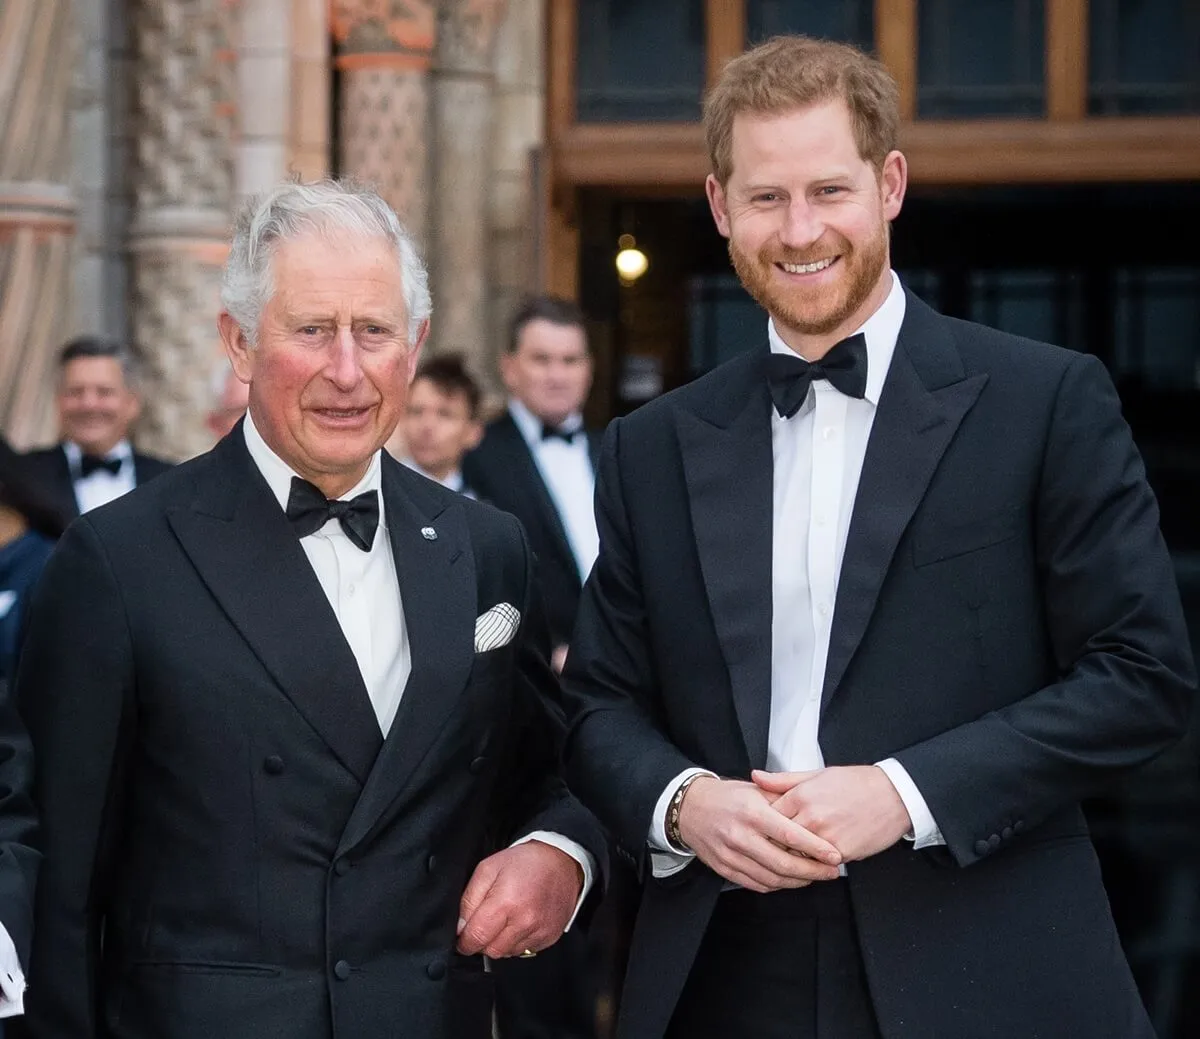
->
xmin=675 ymin=350 xmax=775 ymax=770
xmin=494 ymin=416 xmax=577 ymax=576
xmin=337 ymin=457 xmax=476 ymax=855
xmin=166 ymin=432 xmax=382 ymax=785
xmin=52 ymin=445 xmax=81 ymax=519
xmin=821 ymin=294 xmax=988 ymax=706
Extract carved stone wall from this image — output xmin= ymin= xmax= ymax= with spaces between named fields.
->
xmin=0 ymin=0 xmax=76 ymax=447
xmin=428 ymin=0 xmax=505 ymax=377
xmin=334 ymin=0 xmax=436 ymax=248
xmin=129 ymin=0 xmax=235 ymax=459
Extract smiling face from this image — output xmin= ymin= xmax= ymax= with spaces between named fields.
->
xmin=706 ymin=99 xmax=906 ymax=357
xmin=402 ymin=377 xmax=482 ymax=481
xmin=57 ymin=356 xmax=141 ymax=457
xmin=219 ymin=228 xmax=428 ymax=498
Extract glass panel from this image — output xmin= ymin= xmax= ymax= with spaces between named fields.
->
xmin=1112 ymin=268 xmax=1200 ymax=390
xmin=1088 ymin=0 xmax=1200 ymax=115
xmin=576 ymin=0 xmax=706 ymax=122
xmin=687 ymin=274 xmax=764 ymax=376
xmin=917 ymin=0 xmax=1046 ymax=118
xmin=967 ymin=269 xmax=1085 ymax=349
xmin=746 ymin=0 xmax=874 ymax=48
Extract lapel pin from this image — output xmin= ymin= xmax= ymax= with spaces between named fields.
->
xmin=421 ymin=526 xmax=438 ymax=541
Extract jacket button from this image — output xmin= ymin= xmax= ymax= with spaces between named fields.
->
xmin=1013 ymin=819 xmax=1025 ymax=833
xmin=334 ymin=858 xmax=351 ymax=877
xmin=469 ymin=756 xmax=487 ymax=775
xmin=1001 ymin=826 xmax=1013 ymax=841
xmin=988 ymin=833 xmax=1002 ymax=850
xmin=426 ymin=854 xmax=438 ymax=873
xmin=334 ymin=960 xmax=352 ymax=981
xmin=263 ymin=755 xmax=284 ymax=775
xmin=974 ymin=839 xmax=990 ymax=857
xmin=426 ymin=959 xmax=446 ymax=981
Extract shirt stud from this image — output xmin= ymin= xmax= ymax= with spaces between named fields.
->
xmin=421 ymin=526 xmax=438 ymax=541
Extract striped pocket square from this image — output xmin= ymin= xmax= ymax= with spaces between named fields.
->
xmin=474 ymin=603 xmax=521 ymax=653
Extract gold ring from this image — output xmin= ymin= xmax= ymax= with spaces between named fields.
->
xmin=519 ymin=948 xmax=537 ymax=958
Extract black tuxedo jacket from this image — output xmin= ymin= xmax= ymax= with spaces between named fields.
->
xmin=21 ymin=444 xmax=172 ymax=524
xmin=463 ymin=414 xmax=601 ymax=646
xmin=561 ymin=291 xmax=1196 ymax=1039
xmin=15 ymin=428 xmax=605 ymax=1039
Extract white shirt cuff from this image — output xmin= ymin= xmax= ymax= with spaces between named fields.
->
xmin=515 ymin=832 xmax=595 ymax=932
xmin=647 ymin=767 xmax=716 ymax=878
xmin=875 ymin=758 xmax=945 ymax=849
xmin=0 ymin=920 xmax=25 ymax=1017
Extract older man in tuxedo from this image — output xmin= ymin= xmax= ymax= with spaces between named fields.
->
xmin=560 ymin=35 xmax=1195 ymax=1039
xmin=16 ymin=179 xmax=604 ymax=1039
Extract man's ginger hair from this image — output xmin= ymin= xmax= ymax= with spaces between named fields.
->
xmin=704 ymin=35 xmax=901 ymax=184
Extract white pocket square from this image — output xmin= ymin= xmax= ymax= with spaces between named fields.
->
xmin=474 ymin=602 xmax=521 ymax=653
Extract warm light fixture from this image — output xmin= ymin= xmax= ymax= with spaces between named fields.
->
xmin=615 ymin=233 xmax=649 ymax=284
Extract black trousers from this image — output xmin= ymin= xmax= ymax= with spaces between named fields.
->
xmin=666 ymin=881 xmax=882 ymax=1039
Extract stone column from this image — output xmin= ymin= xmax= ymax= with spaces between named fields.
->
xmin=0 ymin=0 xmax=76 ymax=448
xmin=128 ymin=0 xmax=235 ymax=460
xmin=238 ymin=0 xmax=293 ymax=200
xmin=289 ymin=0 xmax=331 ymax=179
xmin=429 ymin=0 xmax=505 ymax=368
xmin=333 ymin=0 xmax=436 ymax=249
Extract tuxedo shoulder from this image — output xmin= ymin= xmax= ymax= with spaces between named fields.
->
xmin=944 ymin=315 xmax=1085 ymax=379
xmin=133 ymin=450 xmax=174 ymax=474
xmin=76 ymin=450 xmax=216 ymax=533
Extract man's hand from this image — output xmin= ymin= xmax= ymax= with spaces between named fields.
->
xmin=456 ymin=841 xmax=583 ymax=958
xmin=550 ymin=644 xmax=569 ymax=674
xmin=752 ymin=766 xmax=913 ymax=863
xmin=676 ymin=776 xmax=842 ymax=893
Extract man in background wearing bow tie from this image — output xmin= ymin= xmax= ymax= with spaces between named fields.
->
xmin=559 ymin=34 xmax=1194 ymax=1039
xmin=462 ymin=298 xmax=604 ymax=1039
xmin=21 ymin=337 xmax=171 ymax=523
xmin=14 ymin=179 xmax=605 ymax=1039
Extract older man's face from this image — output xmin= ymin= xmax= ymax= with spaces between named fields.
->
xmin=221 ymin=229 xmax=426 ymax=497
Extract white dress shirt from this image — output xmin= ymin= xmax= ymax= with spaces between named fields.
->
xmin=508 ymin=399 xmax=599 ymax=583
xmin=245 ymin=414 xmax=593 ymax=926
xmin=649 ymin=272 xmax=944 ymax=877
xmin=65 ymin=438 xmax=136 ymax=514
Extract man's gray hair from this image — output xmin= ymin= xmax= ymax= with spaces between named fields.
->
xmin=220 ymin=179 xmax=432 ymax=345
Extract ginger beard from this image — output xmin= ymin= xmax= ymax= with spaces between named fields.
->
xmin=728 ymin=214 xmax=890 ymax=340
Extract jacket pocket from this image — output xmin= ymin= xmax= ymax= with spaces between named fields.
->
xmin=912 ymin=508 xmax=1019 ymax=567
xmin=129 ymin=960 xmax=282 ymax=978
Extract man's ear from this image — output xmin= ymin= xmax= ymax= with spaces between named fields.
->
xmin=406 ymin=319 xmax=431 ymax=384
xmin=706 ymin=174 xmax=732 ymax=238
xmin=879 ymin=150 xmax=908 ymax=222
xmin=218 ymin=312 xmax=254 ymax=383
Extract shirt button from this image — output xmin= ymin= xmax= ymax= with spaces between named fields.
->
xmin=809 ymin=688 xmax=820 ymax=703
xmin=822 ymin=427 xmax=836 ymax=440
xmin=334 ymin=960 xmax=352 ymax=981
xmin=815 ymin=514 xmax=827 ymax=527
xmin=347 ymin=584 xmax=356 ymax=597
xmin=817 ymin=603 xmax=830 ymax=617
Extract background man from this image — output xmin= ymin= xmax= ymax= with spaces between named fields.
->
xmin=22 ymin=337 xmax=171 ymax=522
xmin=561 ymin=35 xmax=1195 ymax=1039
xmin=463 ymin=296 xmax=603 ymax=1039
xmin=15 ymin=179 xmax=604 ymax=1039
xmin=400 ymin=354 xmax=483 ymax=496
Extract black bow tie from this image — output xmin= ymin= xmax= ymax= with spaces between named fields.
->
xmin=541 ymin=424 xmax=579 ymax=444
xmin=285 ymin=477 xmax=379 ymax=552
xmin=767 ymin=333 xmax=869 ymax=419
xmin=79 ymin=454 xmax=123 ymax=478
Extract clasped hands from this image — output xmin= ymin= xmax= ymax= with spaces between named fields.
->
xmin=677 ymin=766 xmax=913 ymax=893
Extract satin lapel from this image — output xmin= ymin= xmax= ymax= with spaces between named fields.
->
xmin=52 ymin=446 xmax=81 ymax=519
xmin=821 ymin=297 xmax=988 ymax=706
xmin=675 ymin=351 xmax=774 ymax=769
xmin=165 ymin=434 xmax=382 ymax=784
xmin=494 ymin=417 xmax=576 ymax=575
xmin=337 ymin=458 xmax=475 ymax=855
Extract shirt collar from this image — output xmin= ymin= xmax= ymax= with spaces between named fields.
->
xmin=64 ymin=438 xmax=133 ymax=474
xmin=767 ymin=269 xmax=906 ymax=407
xmin=242 ymin=409 xmax=385 ymax=529
xmin=508 ymin=398 xmax=584 ymax=446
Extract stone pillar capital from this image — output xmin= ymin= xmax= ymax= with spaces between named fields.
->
xmin=436 ymin=0 xmax=507 ymax=74
xmin=332 ymin=0 xmax=436 ymax=70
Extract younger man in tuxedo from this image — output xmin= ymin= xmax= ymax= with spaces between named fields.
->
xmin=400 ymin=354 xmax=483 ymax=496
xmin=560 ymin=34 xmax=1194 ymax=1039
xmin=22 ymin=337 xmax=171 ymax=521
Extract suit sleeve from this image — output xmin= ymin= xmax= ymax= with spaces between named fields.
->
xmin=894 ymin=354 xmax=1196 ymax=866
xmin=16 ymin=518 xmax=136 ymax=1037
xmin=491 ymin=513 xmax=609 ymax=899
xmin=559 ymin=418 xmax=699 ymax=873
xmin=0 ymin=675 xmax=37 ymax=977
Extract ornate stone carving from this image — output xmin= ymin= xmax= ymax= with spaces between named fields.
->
xmin=129 ymin=0 xmax=235 ymax=459
xmin=437 ymin=0 xmax=506 ymax=74
xmin=0 ymin=0 xmax=77 ymax=446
